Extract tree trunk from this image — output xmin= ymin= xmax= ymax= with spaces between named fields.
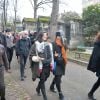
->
xmin=5 ymin=0 xmax=9 ymax=29
xmin=14 ymin=10 xmax=16 ymax=33
xmin=3 ymin=0 xmax=6 ymax=31
xmin=3 ymin=0 xmax=8 ymax=31
xmin=14 ymin=0 xmax=17 ymax=33
xmin=1 ymin=12 xmax=4 ymax=31
xmin=34 ymin=0 xmax=37 ymax=19
xmin=49 ymin=0 xmax=59 ymax=40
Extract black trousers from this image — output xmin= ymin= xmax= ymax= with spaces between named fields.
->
xmin=37 ymin=66 xmax=50 ymax=98
xmin=50 ymin=75 xmax=62 ymax=93
xmin=89 ymin=77 xmax=100 ymax=95
xmin=0 ymin=86 xmax=5 ymax=100
xmin=19 ymin=55 xmax=27 ymax=78
xmin=6 ymin=47 xmax=14 ymax=69
xmin=0 ymin=68 xmax=5 ymax=100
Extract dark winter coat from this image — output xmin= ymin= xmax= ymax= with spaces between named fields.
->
xmin=87 ymin=41 xmax=100 ymax=77
xmin=16 ymin=38 xmax=31 ymax=57
xmin=29 ymin=41 xmax=51 ymax=81
xmin=29 ymin=34 xmax=36 ymax=45
xmin=53 ymin=42 xmax=66 ymax=75
xmin=29 ymin=44 xmax=40 ymax=81
xmin=0 ymin=44 xmax=9 ymax=87
xmin=0 ymin=33 xmax=7 ymax=48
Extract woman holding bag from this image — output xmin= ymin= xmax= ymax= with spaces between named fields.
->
xmin=50 ymin=32 xmax=67 ymax=100
xmin=29 ymin=33 xmax=43 ymax=81
xmin=29 ymin=32 xmax=52 ymax=100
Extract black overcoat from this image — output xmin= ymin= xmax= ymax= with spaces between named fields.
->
xmin=87 ymin=41 xmax=100 ymax=77
xmin=53 ymin=42 xmax=65 ymax=75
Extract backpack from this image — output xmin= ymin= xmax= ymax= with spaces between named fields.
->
xmin=42 ymin=43 xmax=52 ymax=66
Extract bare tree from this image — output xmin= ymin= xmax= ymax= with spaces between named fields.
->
xmin=13 ymin=0 xmax=17 ymax=33
xmin=49 ymin=0 xmax=59 ymax=40
xmin=29 ymin=0 xmax=52 ymax=18
xmin=3 ymin=0 xmax=6 ymax=31
xmin=0 ymin=0 xmax=9 ymax=31
xmin=2 ymin=0 xmax=9 ymax=31
xmin=5 ymin=0 xmax=9 ymax=26
xmin=0 ymin=0 xmax=3 ymax=9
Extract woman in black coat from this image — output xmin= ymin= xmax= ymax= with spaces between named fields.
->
xmin=87 ymin=32 xmax=100 ymax=100
xmin=29 ymin=32 xmax=52 ymax=100
xmin=50 ymin=32 xmax=67 ymax=100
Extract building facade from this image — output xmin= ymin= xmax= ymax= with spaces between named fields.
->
xmin=68 ymin=20 xmax=84 ymax=48
xmin=82 ymin=0 xmax=100 ymax=8
xmin=22 ymin=16 xmax=83 ymax=47
xmin=22 ymin=16 xmax=50 ymax=32
xmin=22 ymin=18 xmax=36 ymax=31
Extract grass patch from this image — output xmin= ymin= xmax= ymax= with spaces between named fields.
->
xmin=68 ymin=50 xmax=91 ymax=62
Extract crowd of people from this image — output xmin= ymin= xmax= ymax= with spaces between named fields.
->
xmin=0 ymin=29 xmax=100 ymax=100
xmin=0 ymin=30 xmax=67 ymax=100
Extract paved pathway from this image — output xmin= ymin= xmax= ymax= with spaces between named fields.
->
xmin=5 ymin=54 xmax=100 ymax=100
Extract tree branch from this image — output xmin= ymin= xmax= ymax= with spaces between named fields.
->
xmin=59 ymin=1 xmax=68 ymax=6
xmin=37 ymin=0 xmax=52 ymax=7
xmin=38 ymin=6 xmax=46 ymax=11
xmin=0 ymin=0 xmax=3 ymax=9
xmin=45 ymin=3 xmax=52 ymax=8
xmin=29 ymin=0 xmax=34 ymax=9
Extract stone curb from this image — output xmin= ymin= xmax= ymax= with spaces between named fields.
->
xmin=68 ymin=58 xmax=88 ymax=66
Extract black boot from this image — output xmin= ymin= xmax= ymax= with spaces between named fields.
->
xmin=88 ymin=93 xmax=96 ymax=100
xmin=36 ymin=87 xmax=41 ymax=96
xmin=59 ymin=92 xmax=64 ymax=100
xmin=41 ymin=89 xmax=48 ymax=100
xmin=87 ymin=78 xmax=100 ymax=100
xmin=50 ymin=79 xmax=56 ymax=93
xmin=1 ymin=97 xmax=6 ymax=100
xmin=36 ymin=82 xmax=41 ymax=96
xmin=1 ymin=88 xmax=6 ymax=100
xmin=1 ymin=90 xmax=6 ymax=100
xmin=50 ymin=85 xmax=56 ymax=93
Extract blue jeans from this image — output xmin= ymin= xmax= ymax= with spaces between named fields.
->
xmin=19 ymin=55 xmax=27 ymax=78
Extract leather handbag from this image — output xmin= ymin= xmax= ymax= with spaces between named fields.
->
xmin=32 ymin=46 xmax=40 ymax=62
xmin=56 ymin=54 xmax=64 ymax=64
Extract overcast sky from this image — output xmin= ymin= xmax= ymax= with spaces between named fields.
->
xmin=10 ymin=0 xmax=82 ymax=19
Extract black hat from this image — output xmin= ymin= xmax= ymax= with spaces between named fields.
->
xmin=5 ymin=29 xmax=11 ymax=32
xmin=56 ymin=32 xmax=61 ymax=37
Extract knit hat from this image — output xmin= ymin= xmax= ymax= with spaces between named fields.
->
xmin=56 ymin=32 xmax=61 ymax=37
